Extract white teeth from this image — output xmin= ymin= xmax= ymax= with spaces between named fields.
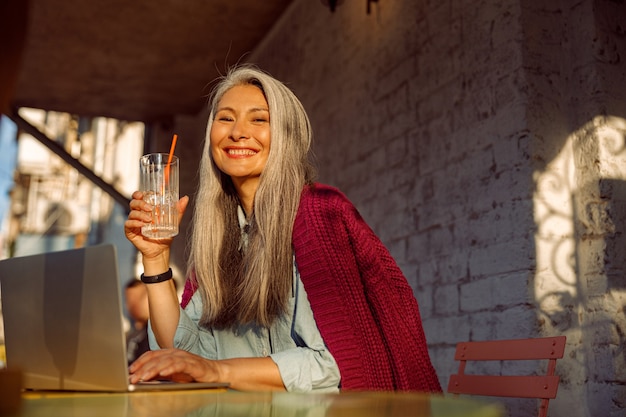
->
xmin=227 ymin=148 xmax=256 ymax=156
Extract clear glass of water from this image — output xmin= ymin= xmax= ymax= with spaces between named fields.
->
xmin=139 ymin=153 xmax=179 ymax=239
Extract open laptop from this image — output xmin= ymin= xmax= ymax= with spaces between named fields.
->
xmin=0 ymin=244 xmax=229 ymax=392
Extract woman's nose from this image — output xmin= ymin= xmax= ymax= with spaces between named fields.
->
xmin=229 ymin=120 xmax=248 ymax=141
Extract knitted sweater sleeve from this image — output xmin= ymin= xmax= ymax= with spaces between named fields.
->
xmin=180 ymin=270 xmax=197 ymax=309
xmin=293 ymin=184 xmax=441 ymax=392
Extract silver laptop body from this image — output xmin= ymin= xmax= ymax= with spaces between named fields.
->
xmin=0 ymin=244 xmax=227 ymax=392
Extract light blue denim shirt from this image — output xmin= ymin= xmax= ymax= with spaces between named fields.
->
xmin=148 ymin=208 xmax=340 ymax=392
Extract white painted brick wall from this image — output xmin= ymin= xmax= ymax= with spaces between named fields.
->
xmin=235 ymin=0 xmax=626 ymax=415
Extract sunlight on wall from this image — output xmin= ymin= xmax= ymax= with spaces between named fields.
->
xmin=533 ymin=127 xmax=579 ymax=330
xmin=597 ymin=117 xmax=626 ymax=181
xmin=532 ymin=115 xmax=626 ymax=406
xmin=533 ymin=116 xmax=626 ymax=324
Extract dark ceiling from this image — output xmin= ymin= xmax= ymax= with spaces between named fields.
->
xmin=12 ymin=0 xmax=296 ymax=123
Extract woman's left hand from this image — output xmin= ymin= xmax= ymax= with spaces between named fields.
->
xmin=128 ymin=349 xmax=222 ymax=384
xmin=128 ymin=348 xmax=286 ymax=391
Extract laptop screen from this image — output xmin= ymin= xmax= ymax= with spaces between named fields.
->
xmin=0 ymin=244 xmax=130 ymax=391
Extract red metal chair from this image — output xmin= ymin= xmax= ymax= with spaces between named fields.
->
xmin=447 ymin=336 xmax=566 ymax=417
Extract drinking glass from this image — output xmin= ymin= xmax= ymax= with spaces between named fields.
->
xmin=139 ymin=153 xmax=179 ymax=239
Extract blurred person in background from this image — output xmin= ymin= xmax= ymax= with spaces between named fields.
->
xmin=124 ymin=279 xmax=150 ymax=365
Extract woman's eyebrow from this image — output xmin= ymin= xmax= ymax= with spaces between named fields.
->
xmin=248 ymin=106 xmax=269 ymax=113
xmin=216 ymin=106 xmax=269 ymax=113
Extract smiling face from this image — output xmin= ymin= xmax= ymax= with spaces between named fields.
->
xmin=210 ymin=84 xmax=271 ymax=199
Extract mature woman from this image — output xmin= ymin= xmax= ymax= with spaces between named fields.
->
xmin=124 ymin=65 xmax=441 ymax=393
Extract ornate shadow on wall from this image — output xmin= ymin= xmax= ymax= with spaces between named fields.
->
xmin=532 ymin=115 xmax=626 ymax=404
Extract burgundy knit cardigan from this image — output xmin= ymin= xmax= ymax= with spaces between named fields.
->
xmin=181 ymin=183 xmax=442 ymax=392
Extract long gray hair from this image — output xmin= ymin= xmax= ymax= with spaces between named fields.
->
xmin=188 ymin=65 xmax=317 ymax=328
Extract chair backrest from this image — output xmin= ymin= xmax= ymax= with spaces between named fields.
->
xmin=447 ymin=336 xmax=566 ymax=417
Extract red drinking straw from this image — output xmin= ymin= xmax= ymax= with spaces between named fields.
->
xmin=165 ymin=134 xmax=178 ymax=186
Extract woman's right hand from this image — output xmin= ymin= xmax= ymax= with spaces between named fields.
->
xmin=124 ymin=191 xmax=190 ymax=261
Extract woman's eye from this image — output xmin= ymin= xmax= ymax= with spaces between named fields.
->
xmin=251 ymin=113 xmax=269 ymax=123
